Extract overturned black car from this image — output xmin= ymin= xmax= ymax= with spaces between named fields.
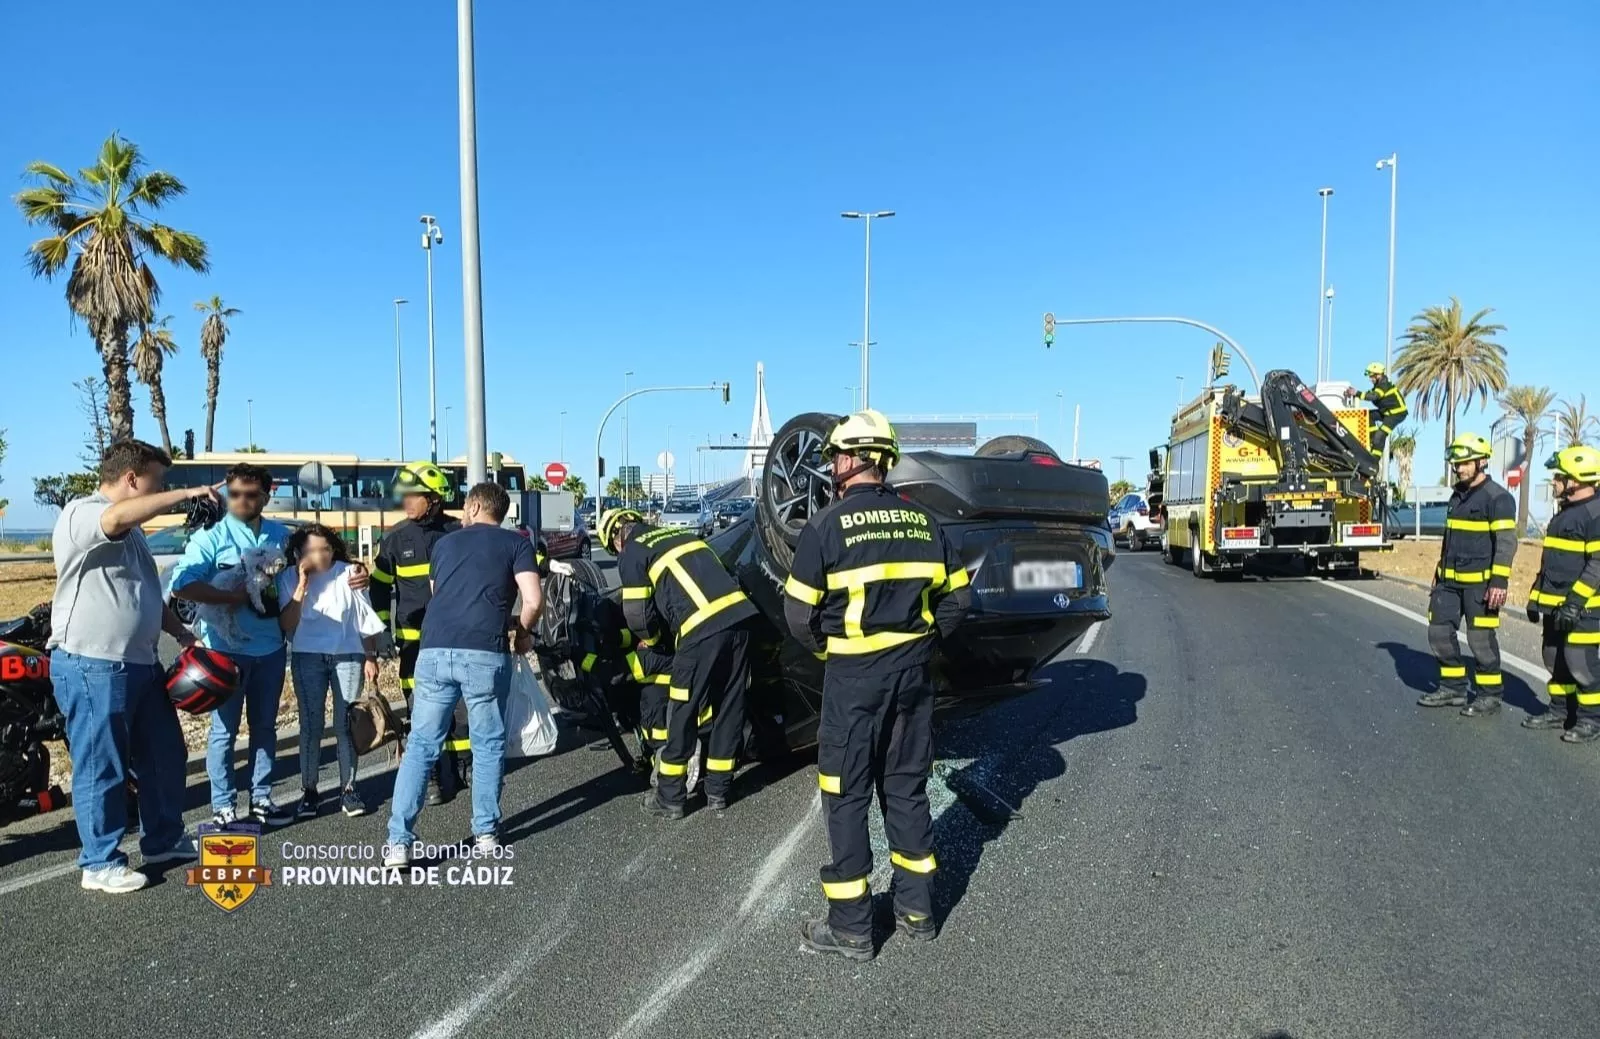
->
xmin=538 ymin=412 xmax=1114 ymax=764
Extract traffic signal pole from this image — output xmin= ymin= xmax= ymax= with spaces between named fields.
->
xmin=593 ymin=383 xmax=730 ymax=507
xmin=1043 ymin=314 xmax=1262 ymax=393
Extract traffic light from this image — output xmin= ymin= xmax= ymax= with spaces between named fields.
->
xmin=1210 ymin=342 xmax=1230 ymax=381
xmin=598 ymin=456 xmax=606 ymax=478
xmin=1043 ymin=312 xmax=1056 ymax=348
xmin=721 ymin=382 xmax=731 ymax=404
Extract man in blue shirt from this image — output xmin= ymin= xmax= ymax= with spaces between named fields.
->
xmin=170 ymin=462 xmax=368 ymax=826
xmin=384 ymin=482 xmax=543 ymax=865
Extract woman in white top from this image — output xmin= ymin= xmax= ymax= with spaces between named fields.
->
xmin=278 ymin=525 xmax=386 ymax=819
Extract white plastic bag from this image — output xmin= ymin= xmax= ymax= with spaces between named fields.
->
xmin=504 ymin=654 xmax=558 ymax=759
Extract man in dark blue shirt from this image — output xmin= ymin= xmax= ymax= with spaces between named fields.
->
xmin=384 ymin=483 xmax=543 ymax=865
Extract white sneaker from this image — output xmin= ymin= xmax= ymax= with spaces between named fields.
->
xmin=81 ymin=864 xmax=149 ymax=894
xmin=382 ymin=843 xmax=411 ymax=869
xmin=473 ymin=832 xmax=501 ymax=856
xmin=143 ymin=835 xmax=199 ymax=864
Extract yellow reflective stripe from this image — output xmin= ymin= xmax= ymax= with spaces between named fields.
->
xmin=621 ymin=586 xmax=652 ymax=600
xmin=1575 ymin=580 xmax=1597 ymax=599
xmin=376 ymin=610 xmax=391 ymax=621
xmin=1441 ymin=569 xmax=1488 ymax=583
xmin=826 ymin=629 xmax=932 ymax=655
xmin=626 ymin=652 xmax=646 ymax=682
xmin=669 ymin=686 xmax=689 ymax=702
xmin=1476 ymin=672 xmax=1503 ymax=687
xmin=824 ymin=561 xmax=947 ymax=590
xmin=1472 ymin=615 xmax=1500 ymax=628
xmin=649 ymin=541 xmax=714 ymax=613
xmin=1439 ymin=665 xmax=1468 ymax=678
xmin=581 ymin=653 xmax=598 ymax=673
xmin=657 ymin=759 xmax=687 ymax=776
xmin=943 ymin=566 xmax=971 ymax=592
xmin=1549 ymin=683 xmax=1577 ymax=696
xmin=444 ymin=737 xmax=472 ymax=751
xmin=648 ymin=727 xmax=669 ymax=741
xmin=705 ymin=757 xmax=735 ymax=772
xmin=919 ymin=585 xmax=934 ymax=630
xmin=1490 ymin=564 xmax=1513 ymax=578
xmin=647 ymin=674 xmax=670 ymax=685
xmin=1577 ymin=691 xmax=1600 ymax=707
xmin=889 ymin=851 xmax=938 ymax=874
xmin=1571 ymin=631 xmax=1600 ymax=644
xmin=818 ymin=773 xmax=841 ymax=795
xmin=370 ymin=568 xmax=394 ymax=584
xmin=678 ymin=589 xmax=749 ymax=638
xmin=698 ymin=704 xmax=714 ymax=726
xmin=395 ymin=562 xmax=431 ymax=578
xmin=784 ymin=575 xmax=824 ymax=605
xmin=1532 ymin=590 xmax=1566 ymax=606
xmin=1447 ymin=519 xmax=1491 ymax=532
xmin=821 ymin=877 xmax=868 ymax=901
xmin=397 ymin=627 xmax=423 ymax=641
xmin=1490 ymin=519 xmax=1518 ymax=531
xmin=1545 ymin=537 xmax=1588 ymax=552
xmin=399 ymin=676 xmax=416 ymax=689
xmin=619 ymin=629 xmax=635 ymax=649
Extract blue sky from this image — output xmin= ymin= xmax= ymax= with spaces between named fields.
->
xmin=2 ymin=0 xmax=1595 ymax=527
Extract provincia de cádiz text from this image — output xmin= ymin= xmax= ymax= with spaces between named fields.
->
xmin=274 ymin=840 xmax=515 ymax=888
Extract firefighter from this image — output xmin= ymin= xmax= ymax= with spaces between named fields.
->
xmin=1420 ymin=433 xmax=1518 ymax=716
xmin=783 ymin=410 xmax=973 ymax=961
xmin=1523 ymin=446 xmax=1600 ymax=741
xmin=1354 ymin=362 xmax=1409 ymax=453
xmin=600 ymin=506 xmax=757 ymax=818
xmin=370 ymin=461 xmax=462 ymax=804
xmin=582 ymin=599 xmax=677 ymax=776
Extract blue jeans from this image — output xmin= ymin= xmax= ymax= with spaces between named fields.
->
xmin=386 ymin=648 xmax=511 ymax=846
xmin=49 ymin=651 xmax=186 ymax=870
xmin=206 ymin=646 xmax=287 ymax=812
xmin=291 ymin=652 xmax=365 ymax=791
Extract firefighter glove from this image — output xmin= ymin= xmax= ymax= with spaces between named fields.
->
xmin=1526 ymin=602 xmax=1541 ymax=624
xmin=1552 ymin=601 xmax=1582 ymax=632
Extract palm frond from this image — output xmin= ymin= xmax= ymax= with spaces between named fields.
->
xmin=24 ymin=236 xmax=73 ymax=278
xmin=23 ymin=161 xmax=73 ymax=186
xmin=127 ymin=170 xmax=187 ymax=208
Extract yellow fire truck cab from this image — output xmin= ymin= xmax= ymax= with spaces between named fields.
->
xmin=1155 ymin=370 xmax=1392 ymax=578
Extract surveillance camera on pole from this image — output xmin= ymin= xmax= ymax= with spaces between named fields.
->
xmin=420 ymin=215 xmax=446 ymax=461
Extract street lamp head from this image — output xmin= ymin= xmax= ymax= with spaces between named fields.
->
xmin=840 ymin=211 xmax=862 ymax=219
xmin=1325 ymin=286 xmax=1336 ymax=300
xmin=1317 ymin=187 xmax=1334 ymax=197
xmin=394 ymin=298 xmax=408 ymax=305
xmin=874 ymin=211 xmax=896 ymax=219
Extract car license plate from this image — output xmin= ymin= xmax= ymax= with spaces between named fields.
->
xmin=1012 ymin=561 xmax=1081 ymax=590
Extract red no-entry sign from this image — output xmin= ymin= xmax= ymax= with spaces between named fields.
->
xmin=544 ymin=462 xmax=568 ymax=488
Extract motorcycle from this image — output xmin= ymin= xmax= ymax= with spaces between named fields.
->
xmin=0 ymin=602 xmax=67 ymax=823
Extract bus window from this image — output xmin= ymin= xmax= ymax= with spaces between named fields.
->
xmin=501 ymin=469 xmax=524 ymax=491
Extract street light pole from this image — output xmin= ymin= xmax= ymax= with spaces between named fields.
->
xmin=841 ymin=210 xmax=894 ymax=408
xmin=457 ymin=0 xmax=488 ymax=486
xmin=1055 ymin=391 xmax=1064 ymax=447
xmin=420 ymin=215 xmax=444 ymax=463
xmin=392 ymin=297 xmax=408 ymax=458
xmin=246 ymin=398 xmax=254 ymax=450
xmin=1377 ymin=153 xmax=1398 ymax=372
xmin=445 ymin=405 xmax=453 ymax=460
xmin=1324 ymin=285 xmax=1336 ymax=380
xmin=1072 ymin=404 xmax=1081 ymax=464
xmin=559 ymin=410 xmax=567 ymax=461
xmin=1316 ymin=186 xmax=1334 ymax=384
xmin=593 ymin=383 xmax=731 ymax=514
xmin=623 ymin=370 xmax=634 ymax=503
xmin=1176 ymin=375 xmax=1185 ymax=405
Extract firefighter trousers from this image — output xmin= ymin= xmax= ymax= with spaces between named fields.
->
xmin=1427 ymin=583 xmax=1503 ymax=694
xmin=639 ymin=680 xmax=670 ymax=750
xmin=400 ymin=638 xmax=467 ymax=783
xmin=817 ymin=663 xmax=937 ymax=939
xmin=657 ymin=627 xmax=749 ymax=807
xmin=1544 ymin=616 xmax=1600 ymax=723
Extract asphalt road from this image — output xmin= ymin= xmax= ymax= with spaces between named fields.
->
xmin=3 ymin=551 xmax=1597 ymax=1038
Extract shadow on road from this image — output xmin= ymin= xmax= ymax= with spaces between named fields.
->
xmin=923 ymin=657 xmax=1146 ymax=928
xmin=1376 ymin=640 xmax=1542 ymax=715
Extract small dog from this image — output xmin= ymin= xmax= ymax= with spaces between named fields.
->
xmin=194 ymin=545 xmax=288 ymax=645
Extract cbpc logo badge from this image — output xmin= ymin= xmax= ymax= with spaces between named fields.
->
xmin=186 ymin=822 xmax=273 ymax=912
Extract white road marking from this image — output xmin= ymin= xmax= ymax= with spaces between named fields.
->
xmin=1075 ymin=621 xmax=1104 ymax=656
xmin=407 ymin=892 xmax=574 ymax=1039
xmin=611 ymin=794 xmax=822 ymax=1039
xmin=1321 ymin=582 xmax=1547 ymax=683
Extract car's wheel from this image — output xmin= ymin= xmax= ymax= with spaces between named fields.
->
xmin=565 ymin=557 xmax=605 ymax=591
xmin=975 ymin=434 xmax=1059 ymax=458
xmin=578 ymin=538 xmax=591 ymax=560
xmin=758 ymin=411 xmax=840 ymax=570
xmin=1127 ymin=530 xmax=1144 ymax=552
xmin=1161 ymin=534 xmax=1176 ymax=565
xmin=1190 ymin=531 xmax=1209 ymax=578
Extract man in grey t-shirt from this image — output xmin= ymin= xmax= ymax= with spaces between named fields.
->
xmin=48 ymin=440 xmax=220 ymax=894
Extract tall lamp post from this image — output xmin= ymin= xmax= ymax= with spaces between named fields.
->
xmin=1316 ymin=186 xmax=1334 ymax=383
xmin=1376 ymin=154 xmax=1398 ymax=372
xmin=392 ymin=297 xmax=408 ymax=458
xmin=445 ymin=405 xmax=453 ymax=460
xmin=841 ymin=210 xmax=894 ymax=408
xmin=623 ymin=370 xmax=634 ymax=503
xmin=457 ymin=0 xmax=488 ymax=485
xmin=559 ymin=410 xmax=567 ymax=461
xmin=420 ymin=215 xmax=444 ymax=462
xmin=1324 ymin=285 xmax=1337 ymax=379
xmin=246 ymin=398 xmax=254 ymax=450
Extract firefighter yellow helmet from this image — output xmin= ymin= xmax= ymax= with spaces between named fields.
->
xmin=1364 ymin=362 xmax=1387 ymax=378
xmin=392 ymin=461 xmax=455 ymax=502
xmin=1546 ymin=445 xmax=1600 ymax=484
xmin=1445 ymin=433 xmax=1493 ymax=464
xmin=823 ymin=409 xmax=900 ymax=469
xmin=598 ymin=508 xmax=644 ymax=548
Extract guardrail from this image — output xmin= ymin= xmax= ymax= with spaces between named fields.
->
xmin=0 ymin=553 xmax=52 ymax=566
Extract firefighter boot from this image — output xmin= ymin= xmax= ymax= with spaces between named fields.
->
xmin=1460 ymin=694 xmax=1502 ymax=718
xmin=799 ymin=919 xmax=874 ymax=962
xmin=639 ymin=791 xmax=684 ymax=821
xmin=1418 ymin=688 xmax=1468 ymax=708
xmin=894 ymin=910 xmax=937 ymax=942
xmin=1560 ymin=719 xmax=1600 ymax=744
xmin=1525 ymin=694 xmax=1573 ymax=729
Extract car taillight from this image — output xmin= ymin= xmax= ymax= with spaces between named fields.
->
xmin=1348 ymin=524 xmax=1381 ymax=537
xmin=1028 ymin=454 xmax=1062 ymax=466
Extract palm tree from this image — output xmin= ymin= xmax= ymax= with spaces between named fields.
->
xmin=1494 ymin=385 xmax=1557 ymax=535
xmin=132 ymin=315 xmax=180 ymax=455
xmin=15 ymin=135 xmax=209 ymax=441
xmin=1555 ymin=394 xmax=1600 ymax=448
xmin=564 ymin=474 xmax=588 ymax=504
xmin=194 ymin=295 xmax=240 ymax=452
xmin=1389 ymin=430 xmax=1417 ymax=497
xmin=1392 ymin=297 xmax=1509 ymax=455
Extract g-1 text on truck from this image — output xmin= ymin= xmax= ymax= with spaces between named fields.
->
xmin=1153 ymin=368 xmax=1391 ymax=578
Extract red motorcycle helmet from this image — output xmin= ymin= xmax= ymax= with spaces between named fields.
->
xmin=166 ymin=646 xmax=240 ymax=714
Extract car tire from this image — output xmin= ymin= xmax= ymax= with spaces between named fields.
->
xmin=579 ymin=539 xmax=591 ymax=560
xmin=565 ymin=557 xmax=605 ymax=592
xmin=975 ymin=434 xmax=1059 ymax=459
xmin=758 ymin=411 xmax=841 ymax=570
xmin=1127 ymin=530 xmax=1143 ymax=552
